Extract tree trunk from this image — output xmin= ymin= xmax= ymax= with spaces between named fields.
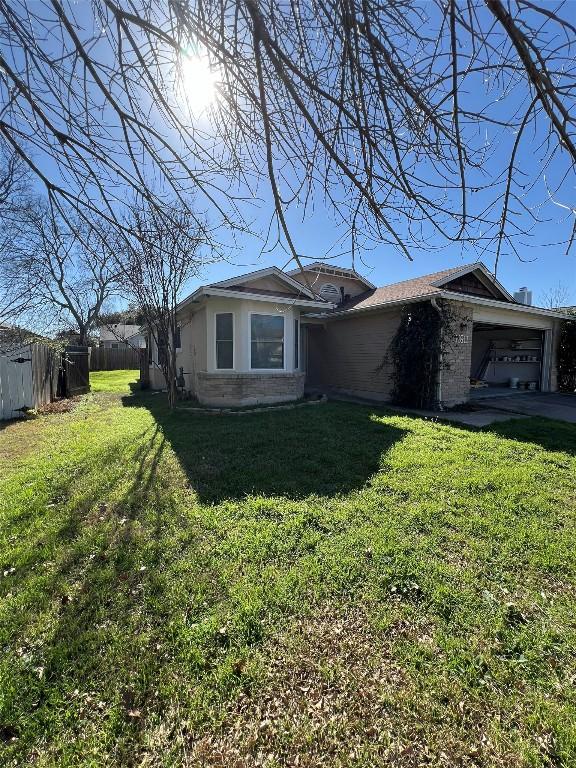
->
xmin=166 ymin=344 xmax=178 ymax=409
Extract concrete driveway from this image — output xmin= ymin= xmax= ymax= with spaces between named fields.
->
xmin=475 ymin=392 xmax=576 ymax=424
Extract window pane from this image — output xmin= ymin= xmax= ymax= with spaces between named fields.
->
xmin=217 ymin=340 xmax=233 ymax=369
xmin=251 ymin=314 xmax=284 ymax=340
xmin=173 ymin=326 xmax=181 ymax=349
xmin=251 ymin=341 xmax=284 ymax=369
xmin=216 ymin=313 xmax=233 ymax=368
xmin=216 ymin=313 xmax=233 ymax=341
xmin=251 ymin=315 xmax=285 ymax=368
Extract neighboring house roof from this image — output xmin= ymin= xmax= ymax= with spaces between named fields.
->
xmin=99 ymin=324 xmax=142 ymax=342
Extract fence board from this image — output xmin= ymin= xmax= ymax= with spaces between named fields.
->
xmin=64 ymin=346 xmax=90 ymax=396
xmin=89 ymin=346 xmax=141 ymax=371
xmin=31 ymin=343 xmax=59 ymax=408
xmin=0 ymin=344 xmax=34 ymax=419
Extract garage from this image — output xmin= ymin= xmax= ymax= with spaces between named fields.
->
xmin=470 ymin=322 xmax=546 ymax=395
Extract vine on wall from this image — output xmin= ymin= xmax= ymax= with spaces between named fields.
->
xmin=388 ymin=300 xmax=457 ymax=409
xmin=558 ymin=313 xmax=576 ymax=392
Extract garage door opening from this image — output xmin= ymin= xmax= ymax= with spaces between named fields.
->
xmin=470 ymin=323 xmax=544 ymax=397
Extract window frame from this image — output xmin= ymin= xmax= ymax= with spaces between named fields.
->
xmin=214 ymin=311 xmax=235 ymax=371
xmin=294 ymin=317 xmax=299 ymax=370
xmin=174 ymin=325 xmax=181 ymax=352
xmin=249 ymin=312 xmax=286 ymax=372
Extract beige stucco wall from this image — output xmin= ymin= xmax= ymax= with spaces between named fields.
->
xmin=240 ymin=275 xmax=300 ymax=295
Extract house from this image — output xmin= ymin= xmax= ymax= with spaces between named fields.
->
xmin=147 ymin=261 xmax=567 ymax=408
xmin=98 ymin=323 xmax=146 ymax=349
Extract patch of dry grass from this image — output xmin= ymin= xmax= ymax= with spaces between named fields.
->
xmin=188 ymin=603 xmax=531 ymax=767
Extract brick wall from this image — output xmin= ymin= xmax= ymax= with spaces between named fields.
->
xmin=439 ymin=302 xmax=473 ymax=407
xmin=196 ymin=372 xmax=305 ymax=407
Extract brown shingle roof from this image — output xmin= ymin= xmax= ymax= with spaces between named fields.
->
xmin=339 ymin=263 xmax=483 ymax=312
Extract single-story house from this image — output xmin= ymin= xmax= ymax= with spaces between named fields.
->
xmin=147 ymin=261 xmax=567 ymax=407
xmin=98 ymin=323 xmax=146 ymax=349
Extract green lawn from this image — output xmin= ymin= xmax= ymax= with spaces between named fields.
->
xmin=89 ymin=369 xmax=140 ymax=394
xmin=1 ymin=370 xmax=576 ymax=766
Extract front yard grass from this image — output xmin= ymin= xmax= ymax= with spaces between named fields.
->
xmin=1 ymin=372 xmax=576 ymax=766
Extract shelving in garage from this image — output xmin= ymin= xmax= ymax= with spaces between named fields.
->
xmin=471 ymin=326 xmax=543 ymax=389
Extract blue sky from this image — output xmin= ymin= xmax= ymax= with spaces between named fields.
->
xmin=197 ymin=199 xmax=576 ymax=307
xmin=7 ymin=1 xmax=576 ymax=311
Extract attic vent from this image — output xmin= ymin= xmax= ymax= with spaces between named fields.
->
xmin=319 ymin=283 xmax=341 ymax=303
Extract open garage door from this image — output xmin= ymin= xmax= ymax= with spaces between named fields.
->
xmin=471 ymin=323 xmax=544 ymax=395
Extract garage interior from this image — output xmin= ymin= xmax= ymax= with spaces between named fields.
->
xmin=470 ymin=323 xmax=544 ymax=397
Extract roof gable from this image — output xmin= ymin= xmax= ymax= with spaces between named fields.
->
xmin=209 ymin=266 xmax=316 ymax=299
xmin=432 ymin=263 xmax=514 ymax=302
xmin=287 ymin=261 xmax=376 ymax=291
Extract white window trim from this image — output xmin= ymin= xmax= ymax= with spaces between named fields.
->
xmin=214 ymin=311 xmax=235 ymax=371
xmin=249 ymin=312 xmax=286 ymax=372
xmin=294 ymin=317 xmax=300 ymax=370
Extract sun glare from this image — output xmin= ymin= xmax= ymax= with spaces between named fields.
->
xmin=179 ymin=49 xmax=219 ymax=115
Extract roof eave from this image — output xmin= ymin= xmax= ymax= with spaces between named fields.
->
xmin=180 ymin=286 xmax=333 ymax=309
xmin=303 ymin=292 xmax=438 ymax=318
xmin=439 ymin=290 xmax=571 ymax=318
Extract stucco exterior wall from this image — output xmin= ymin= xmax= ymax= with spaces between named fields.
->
xmin=306 ymin=308 xmax=402 ymax=401
xmin=239 ymin=275 xmax=300 ymax=295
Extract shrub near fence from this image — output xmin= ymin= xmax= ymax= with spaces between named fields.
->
xmin=90 ymin=346 xmax=141 ymax=371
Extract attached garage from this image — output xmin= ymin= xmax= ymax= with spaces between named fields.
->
xmin=468 ymin=300 xmax=559 ymax=398
xmin=471 ymin=323 xmax=544 ymax=392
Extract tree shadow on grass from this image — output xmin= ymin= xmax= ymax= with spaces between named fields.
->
xmin=122 ymin=389 xmax=408 ymax=503
xmin=1 ymin=423 xmax=184 ymax=765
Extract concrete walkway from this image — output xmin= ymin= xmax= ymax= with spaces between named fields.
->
xmin=330 ymin=391 xmax=576 ymax=427
xmin=473 ymin=392 xmax=576 ymax=424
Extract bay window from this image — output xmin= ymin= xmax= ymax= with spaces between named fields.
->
xmin=251 ymin=314 xmax=284 ymax=369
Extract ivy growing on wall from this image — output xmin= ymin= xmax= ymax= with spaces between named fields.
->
xmin=558 ymin=313 xmax=576 ymax=392
xmin=388 ymin=299 xmax=457 ymax=409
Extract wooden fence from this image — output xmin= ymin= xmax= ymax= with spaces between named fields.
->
xmin=0 ymin=342 xmax=59 ymax=420
xmin=90 ymin=346 xmax=141 ymax=371
xmin=63 ymin=346 xmax=90 ymax=397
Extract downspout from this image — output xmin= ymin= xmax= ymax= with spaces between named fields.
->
xmin=430 ymin=297 xmax=443 ymax=409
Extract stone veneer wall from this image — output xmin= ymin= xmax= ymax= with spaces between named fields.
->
xmin=439 ymin=302 xmax=473 ymax=407
xmin=196 ymin=372 xmax=305 ymax=407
